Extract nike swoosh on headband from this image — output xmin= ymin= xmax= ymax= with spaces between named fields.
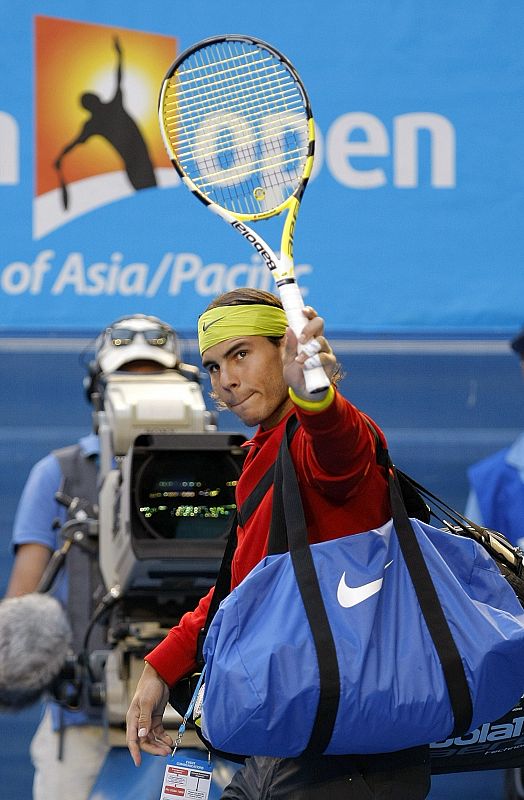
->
xmin=337 ymin=560 xmax=393 ymax=608
xmin=202 ymin=316 xmax=225 ymax=332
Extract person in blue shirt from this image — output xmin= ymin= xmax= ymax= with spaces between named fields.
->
xmin=4 ymin=314 xmax=186 ymax=800
xmin=465 ymin=326 xmax=524 ymax=549
xmin=465 ymin=325 xmax=524 ymax=800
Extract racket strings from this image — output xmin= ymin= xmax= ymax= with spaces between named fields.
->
xmin=170 ymin=56 xmax=295 ymax=107
xmin=161 ymin=40 xmax=311 ymax=215
xmin=165 ymin=96 xmax=306 ymax=150
xmin=167 ymin=104 xmax=307 ymax=162
xmin=167 ymin=52 xmax=301 ymax=152
xmin=217 ymin=40 xmax=298 ymax=211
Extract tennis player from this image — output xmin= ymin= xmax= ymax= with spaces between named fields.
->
xmin=126 ymin=288 xmax=431 ymax=799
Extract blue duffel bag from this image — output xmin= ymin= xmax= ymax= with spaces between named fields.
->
xmin=201 ymin=417 xmax=524 ymax=758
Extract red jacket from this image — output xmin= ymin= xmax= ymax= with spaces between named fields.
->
xmin=146 ymin=390 xmax=390 ymax=685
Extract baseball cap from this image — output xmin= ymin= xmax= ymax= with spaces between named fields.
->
xmin=95 ymin=314 xmax=179 ymax=374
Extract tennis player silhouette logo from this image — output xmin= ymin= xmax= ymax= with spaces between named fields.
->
xmin=54 ymin=36 xmax=157 ymax=210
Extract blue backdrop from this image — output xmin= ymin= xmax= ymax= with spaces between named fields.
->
xmin=1 ymin=2 xmax=523 ymax=799
xmin=1 ymin=335 xmax=521 ymax=799
xmin=1 ymin=0 xmax=523 ymax=334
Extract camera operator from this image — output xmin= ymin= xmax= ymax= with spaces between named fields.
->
xmin=4 ymin=313 xmax=193 ymax=800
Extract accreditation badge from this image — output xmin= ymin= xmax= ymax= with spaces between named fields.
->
xmin=159 ymin=754 xmax=213 ymax=800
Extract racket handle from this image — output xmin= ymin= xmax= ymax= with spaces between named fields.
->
xmin=278 ymin=281 xmax=331 ymax=395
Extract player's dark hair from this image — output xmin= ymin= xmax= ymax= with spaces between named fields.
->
xmin=205 ymin=288 xmax=283 ymax=311
xmin=205 ymin=288 xmax=342 ymax=385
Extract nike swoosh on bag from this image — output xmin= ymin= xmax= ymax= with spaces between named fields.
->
xmin=337 ymin=560 xmax=393 ymax=608
xmin=202 ymin=316 xmax=225 ymax=332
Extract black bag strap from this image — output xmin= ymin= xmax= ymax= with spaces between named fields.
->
xmin=367 ymin=418 xmax=524 ymax=588
xmin=364 ymin=418 xmax=431 ymax=523
xmin=385 ymin=459 xmax=473 ymax=736
xmin=272 ymin=416 xmax=341 ymax=754
xmin=196 ymin=509 xmax=239 ymax=665
xmin=373 ymin=427 xmax=471 ymax=732
xmin=196 ymin=416 xmax=301 ymax=664
xmin=272 ymin=415 xmax=473 ymax=754
xmin=237 ymin=462 xmax=277 ymax=528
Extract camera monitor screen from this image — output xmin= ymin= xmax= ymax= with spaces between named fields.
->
xmin=99 ymin=433 xmax=247 ymax=596
xmin=126 ymin=433 xmax=246 ymax=549
xmin=133 ymin=449 xmax=239 ymax=541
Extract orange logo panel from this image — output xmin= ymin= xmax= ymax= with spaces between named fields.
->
xmin=35 ymin=15 xmax=177 ymax=198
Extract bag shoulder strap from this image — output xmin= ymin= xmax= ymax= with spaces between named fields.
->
xmin=385 ymin=460 xmax=473 ymax=736
xmin=272 ymin=416 xmax=341 ymax=754
xmin=367 ymin=421 xmax=524 ymax=599
xmin=196 ymin=510 xmax=238 ymax=665
xmin=236 ymin=462 xmax=275 ymax=528
xmin=364 ymin=417 xmax=431 ymax=523
xmin=237 ymin=415 xmax=301 ymax=529
xmin=272 ymin=415 xmax=473 ymax=753
xmin=196 ymin=416 xmax=301 ymax=664
xmin=363 ymin=423 xmax=471 ymax=731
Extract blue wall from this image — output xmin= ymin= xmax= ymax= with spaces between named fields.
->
xmin=2 ymin=1 xmax=524 ymax=334
xmin=0 ymin=332 xmax=521 ymax=798
xmin=2 ymin=2 xmax=524 ymax=797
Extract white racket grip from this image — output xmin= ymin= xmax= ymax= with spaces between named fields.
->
xmin=278 ymin=281 xmax=330 ymax=394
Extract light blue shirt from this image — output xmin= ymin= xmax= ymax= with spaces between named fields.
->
xmin=465 ymin=432 xmax=524 ymax=551
xmin=11 ymin=432 xmax=99 ymax=729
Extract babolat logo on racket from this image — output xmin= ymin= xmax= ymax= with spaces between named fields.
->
xmin=230 ymin=221 xmax=277 ymax=269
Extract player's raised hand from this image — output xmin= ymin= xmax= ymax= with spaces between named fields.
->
xmin=283 ymin=306 xmax=336 ymax=401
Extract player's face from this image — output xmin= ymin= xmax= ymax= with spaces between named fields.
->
xmin=202 ymin=335 xmax=291 ymax=429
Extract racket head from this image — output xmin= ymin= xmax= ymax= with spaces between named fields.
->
xmin=159 ymin=34 xmax=314 ymax=221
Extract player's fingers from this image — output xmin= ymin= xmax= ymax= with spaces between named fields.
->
xmin=301 ymin=338 xmax=321 ymax=357
xmin=126 ymin=707 xmax=144 ymax=767
xmin=152 ymin=722 xmax=174 ymax=749
xmin=304 ymin=354 xmax=322 ymax=370
xmin=128 ymin=739 xmax=142 ymax=767
xmin=283 ymin=327 xmax=299 ymax=360
xmin=134 ymin=736 xmax=172 ymax=759
xmin=137 ymin=709 xmax=153 ymax=740
xmin=299 ymin=314 xmax=325 ymax=343
xmin=302 ymin=305 xmax=317 ymax=319
xmin=126 ymin=697 xmax=159 ymax=765
xmin=300 ymin=336 xmax=332 ymax=358
xmin=129 ymin=717 xmax=172 ymax=762
xmin=303 ymin=351 xmax=337 ymax=371
xmin=316 ymin=335 xmax=333 ymax=355
xmin=141 ymin=729 xmax=173 ymax=753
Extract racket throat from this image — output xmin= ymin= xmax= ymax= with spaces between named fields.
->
xmin=210 ymin=204 xmax=280 ymax=271
xmin=231 ymin=220 xmax=279 ymax=271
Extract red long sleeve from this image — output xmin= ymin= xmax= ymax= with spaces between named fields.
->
xmin=146 ymin=390 xmax=390 ymax=685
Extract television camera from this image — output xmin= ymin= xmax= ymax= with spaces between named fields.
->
xmin=53 ymin=366 xmax=246 ymax=744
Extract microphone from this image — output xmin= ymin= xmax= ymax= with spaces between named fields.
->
xmin=0 ymin=593 xmax=72 ymax=710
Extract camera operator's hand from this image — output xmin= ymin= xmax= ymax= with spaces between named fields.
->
xmin=126 ymin=661 xmax=173 ymax=766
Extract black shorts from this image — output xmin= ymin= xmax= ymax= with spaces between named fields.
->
xmin=221 ymin=746 xmax=431 ymax=799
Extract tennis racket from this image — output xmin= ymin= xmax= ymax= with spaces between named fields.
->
xmin=159 ymin=34 xmax=329 ymax=394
